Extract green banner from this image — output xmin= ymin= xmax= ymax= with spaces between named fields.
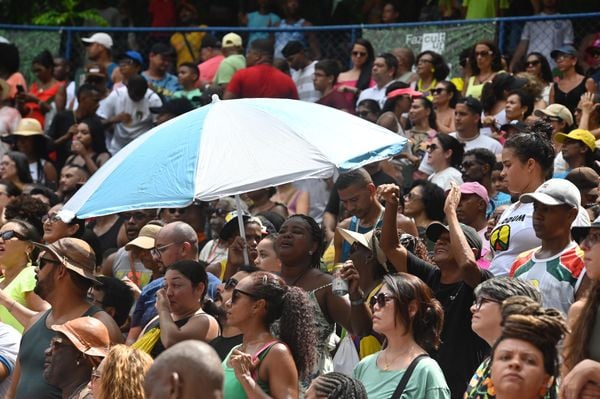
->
xmin=0 ymin=30 xmax=61 ymax=83
xmin=363 ymin=22 xmax=497 ymax=77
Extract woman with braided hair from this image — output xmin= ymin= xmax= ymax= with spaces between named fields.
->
xmin=223 ymin=271 xmax=319 ymax=398
xmin=306 ymin=372 xmax=367 ymax=399
xmin=489 ymin=296 xmax=567 ymax=399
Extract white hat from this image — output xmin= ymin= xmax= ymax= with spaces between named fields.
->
xmin=81 ymin=32 xmax=113 ymax=49
xmin=337 ymin=228 xmax=388 ymax=268
xmin=520 ymin=178 xmax=580 ymax=209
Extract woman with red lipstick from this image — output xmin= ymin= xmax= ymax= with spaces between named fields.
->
xmin=353 ymin=273 xmax=449 ymax=399
xmin=489 ymin=297 xmax=566 ymax=399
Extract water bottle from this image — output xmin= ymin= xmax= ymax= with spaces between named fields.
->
xmin=332 ymin=264 xmax=349 ymax=296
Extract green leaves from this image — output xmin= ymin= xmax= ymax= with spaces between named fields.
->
xmin=31 ymin=0 xmax=108 ymax=26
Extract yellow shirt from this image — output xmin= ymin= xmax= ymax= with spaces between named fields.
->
xmin=0 ymin=266 xmax=37 ymax=332
xmin=170 ymin=27 xmax=206 ymax=66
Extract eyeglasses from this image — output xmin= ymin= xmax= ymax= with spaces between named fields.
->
xmin=431 ymin=88 xmax=446 ymax=95
xmin=91 ymin=367 xmax=102 ymax=382
xmin=525 ymin=60 xmax=540 ymax=67
xmin=472 ymin=297 xmax=501 ymax=311
xmin=224 ymin=277 xmax=238 ymax=290
xmin=232 ymin=288 xmax=261 ymax=303
xmin=417 ymin=58 xmax=433 ymax=65
xmin=475 ymin=51 xmax=493 ymax=58
xmin=0 ymin=230 xmax=25 ymax=241
xmin=151 ymin=242 xmax=178 ymax=258
xmin=369 ymin=292 xmax=395 ymax=309
xmin=426 ymin=143 xmax=438 ymax=152
xmin=122 ymin=212 xmax=149 ymax=221
xmin=38 ymin=256 xmax=61 ymax=270
xmin=42 ymin=213 xmax=62 ymax=224
xmin=581 ymin=232 xmax=600 ymax=248
xmin=404 ymin=192 xmax=422 ymax=201
xmin=352 ymin=51 xmax=367 ymax=57
xmin=543 ymin=115 xmax=563 ymax=123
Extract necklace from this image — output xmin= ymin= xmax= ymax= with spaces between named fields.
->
xmin=381 ymin=348 xmax=409 ymax=371
xmin=477 ymin=72 xmax=494 ymax=84
xmin=289 ymin=267 xmax=311 ymax=287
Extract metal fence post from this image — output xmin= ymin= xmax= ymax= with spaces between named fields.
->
xmin=64 ymin=28 xmax=72 ymax=60
xmin=497 ymin=19 xmax=505 ymax=55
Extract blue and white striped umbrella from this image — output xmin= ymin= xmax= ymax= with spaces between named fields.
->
xmin=63 ymin=97 xmax=406 ymax=219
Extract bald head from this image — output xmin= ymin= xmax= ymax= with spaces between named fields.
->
xmin=153 ymin=222 xmax=199 ymax=269
xmin=144 ymin=340 xmax=223 ymax=399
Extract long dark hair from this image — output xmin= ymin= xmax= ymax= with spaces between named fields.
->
xmin=525 ymin=52 xmax=553 ymax=84
xmin=409 ymin=180 xmax=445 ymax=222
xmin=414 ymin=97 xmax=438 ymax=131
xmin=4 ymin=151 xmax=33 ymax=184
xmin=437 ymin=134 xmax=464 ymax=169
xmin=352 ymin=38 xmax=375 ymax=92
xmin=383 ymin=273 xmax=444 ymax=353
xmin=247 ymin=272 xmax=318 ymax=379
xmin=469 ymin=40 xmax=503 ymax=75
xmin=437 ymin=80 xmax=459 ymax=108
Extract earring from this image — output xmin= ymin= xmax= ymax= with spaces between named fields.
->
xmin=308 ymin=250 xmax=313 ymax=255
xmin=76 ymin=359 xmax=80 ymax=366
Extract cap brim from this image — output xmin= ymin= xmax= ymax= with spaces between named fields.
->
xmin=534 ymin=109 xmax=551 ymax=118
xmin=51 ymin=323 xmax=108 ymax=358
xmin=425 ymin=222 xmax=449 ymax=242
xmin=554 ymin=133 xmax=569 ymax=144
xmin=33 ymin=242 xmax=100 ymax=284
xmin=125 ymin=236 xmax=155 ymax=250
xmin=337 ymin=228 xmax=371 ymax=250
xmin=519 ymin=192 xmax=570 ymax=206
xmin=219 ymin=215 xmax=251 ymax=240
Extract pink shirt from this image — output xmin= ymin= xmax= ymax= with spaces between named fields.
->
xmin=197 ymin=55 xmax=225 ymax=87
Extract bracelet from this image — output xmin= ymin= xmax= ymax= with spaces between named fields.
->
xmin=350 ymin=297 xmax=365 ymax=306
xmin=8 ymin=300 xmax=16 ymax=312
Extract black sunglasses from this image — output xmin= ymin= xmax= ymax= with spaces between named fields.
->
xmin=369 ymin=292 xmax=395 ymax=309
xmin=232 ymin=288 xmax=261 ymax=303
xmin=224 ymin=278 xmax=238 ymax=290
xmin=426 ymin=143 xmax=438 ymax=152
xmin=0 ymin=230 xmax=26 ymax=241
xmin=431 ymin=88 xmax=446 ymax=95
xmin=525 ymin=60 xmax=540 ymax=67
xmin=38 ymin=256 xmax=61 ymax=270
xmin=122 ymin=212 xmax=149 ymax=221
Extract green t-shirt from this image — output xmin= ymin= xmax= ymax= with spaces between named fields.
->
xmin=463 ymin=0 xmax=509 ymax=19
xmin=173 ymin=88 xmax=203 ymax=108
xmin=214 ymin=54 xmax=246 ymax=86
xmin=0 ymin=266 xmax=37 ymax=332
xmin=353 ymin=352 xmax=450 ymax=399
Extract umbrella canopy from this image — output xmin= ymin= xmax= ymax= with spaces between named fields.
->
xmin=63 ymin=98 xmax=406 ymax=219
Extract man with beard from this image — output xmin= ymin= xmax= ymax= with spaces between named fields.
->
xmin=199 ymin=197 xmax=236 ymax=264
xmin=6 ymin=238 xmax=122 ymax=399
xmin=125 ymin=221 xmax=220 ymax=345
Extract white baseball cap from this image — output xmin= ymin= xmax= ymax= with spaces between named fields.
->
xmin=520 ymin=178 xmax=580 ymax=209
xmin=82 ymin=32 xmax=113 ymax=49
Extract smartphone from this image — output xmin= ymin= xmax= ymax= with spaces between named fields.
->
xmin=16 ymin=85 xmax=24 ymax=93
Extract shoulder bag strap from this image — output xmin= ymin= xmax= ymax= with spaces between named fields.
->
xmin=390 ymin=354 xmax=429 ymax=399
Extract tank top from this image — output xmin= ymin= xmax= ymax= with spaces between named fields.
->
xmin=87 ymin=216 xmax=125 ymax=256
xmin=588 ymin=305 xmax=600 ymax=362
xmin=307 ymin=283 xmax=335 ymax=381
xmin=553 ymin=78 xmax=587 ymax=114
xmin=15 ymin=306 xmax=102 ymax=399
xmin=222 ymin=341 xmax=278 ymax=398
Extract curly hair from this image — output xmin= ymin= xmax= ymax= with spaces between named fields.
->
xmin=416 ymin=51 xmax=449 ymax=81
xmin=4 ymin=194 xmax=49 ymax=236
xmin=383 ymin=273 xmax=444 ymax=353
xmin=311 ymin=372 xmax=368 ymax=398
xmin=285 ymin=214 xmax=325 ymax=267
xmin=491 ymin=296 xmax=567 ymax=376
xmin=96 ymin=345 xmax=153 ymax=399
xmin=248 ymin=271 xmax=318 ymax=379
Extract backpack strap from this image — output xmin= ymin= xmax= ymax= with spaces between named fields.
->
xmin=390 ymin=354 xmax=429 ymax=399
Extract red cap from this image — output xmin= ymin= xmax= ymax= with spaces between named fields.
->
xmin=386 ymin=88 xmax=423 ymax=100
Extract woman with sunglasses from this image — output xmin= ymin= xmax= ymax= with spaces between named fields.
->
xmin=336 ymin=39 xmax=375 ymax=104
xmin=561 ymin=218 xmax=600 ymax=399
xmin=353 ymin=273 xmax=448 ymax=398
xmin=224 ymin=271 xmax=318 ymax=398
xmin=432 ymin=81 xmax=458 ymax=134
xmin=402 ymin=180 xmax=445 ymax=241
xmin=489 ymin=297 xmax=566 ymax=399
xmin=0 ymin=219 xmax=49 ymax=332
xmin=132 ymin=260 xmax=219 ymax=358
xmin=465 ymin=278 xmax=542 ymax=398
xmin=90 ymin=344 xmax=153 ymax=399
xmin=549 ymin=46 xmax=586 ymax=115
xmin=426 ymin=134 xmax=464 ymax=191
xmin=463 ymin=41 xmax=504 ymax=100
xmin=523 ymin=52 xmax=553 ymax=104
xmin=276 ymin=214 xmax=372 ymax=378
xmin=412 ymin=51 xmax=449 ymax=100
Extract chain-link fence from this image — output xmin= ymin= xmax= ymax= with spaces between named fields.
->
xmin=1 ymin=12 xmax=599 ymax=83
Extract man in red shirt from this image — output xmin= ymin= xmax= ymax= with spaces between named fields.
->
xmin=223 ymin=39 xmax=299 ymax=100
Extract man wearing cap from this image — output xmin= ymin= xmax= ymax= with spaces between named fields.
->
xmin=145 ymin=340 xmax=224 ymax=399
xmin=509 ymin=0 xmax=574 ymax=71
xmin=197 ymin=35 xmax=224 ymax=88
xmin=97 ymin=74 xmax=162 ymax=154
xmin=212 ymin=32 xmax=246 ymax=92
xmin=566 ymin=167 xmax=600 ymax=218
xmin=81 ymin=32 xmax=120 ymax=89
xmin=553 ymin=129 xmax=598 ymax=178
xmin=224 ymin=39 xmax=298 ymax=100
xmin=357 ymin=53 xmax=397 ymax=108
xmin=451 ymin=97 xmax=503 ymax=156
xmin=282 ymin=40 xmax=319 ymax=102
xmin=379 ymin=182 xmax=492 ymax=399
xmin=510 ymin=178 xmax=586 ymax=315
xmin=534 ymin=103 xmax=574 ymax=177
xmin=113 ymin=51 xmax=144 ymax=91
xmin=7 ymin=238 xmax=122 ymax=399
xmin=457 ymin=182 xmax=492 ymax=267
xmin=43 ymin=317 xmax=109 ymax=399
xmin=142 ymin=43 xmax=181 ymax=100
xmin=126 ymin=222 xmax=220 ymax=345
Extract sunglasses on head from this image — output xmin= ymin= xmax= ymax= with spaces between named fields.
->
xmin=224 ymin=277 xmax=238 ymax=290
xmin=0 ymin=230 xmax=25 ymax=241
xmin=369 ymin=292 xmax=394 ymax=309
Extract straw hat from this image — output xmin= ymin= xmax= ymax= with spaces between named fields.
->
xmin=13 ymin=118 xmax=43 ymax=137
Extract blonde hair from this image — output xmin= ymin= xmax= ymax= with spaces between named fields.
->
xmin=97 ymin=345 xmax=153 ymax=399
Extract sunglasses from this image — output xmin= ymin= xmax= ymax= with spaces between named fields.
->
xmin=352 ymin=51 xmax=367 ymax=57
xmin=431 ymin=88 xmax=446 ymax=95
xmin=525 ymin=60 xmax=540 ymax=67
xmin=224 ymin=277 xmax=238 ymax=290
xmin=208 ymin=207 xmax=228 ymax=217
xmin=426 ymin=143 xmax=438 ymax=152
xmin=369 ymin=292 xmax=395 ymax=309
xmin=543 ymin=116 xmax=563 ymax=122
xmin=0 ymin=230 xmax=25 ymax=241
xmin=475 ymin=51 xmax=493 ymax=58
xmin=42 ymin=213 xmax=62 ymax=224
xmin=472 ymin=297 xmax=501 ymax=311
xmin=404 ymin=192 xmax=422 ymax=201
xmin=122 ymin=212 xmax=149 ymax=221
xmin=232 ymin=288 xmax=261 ymax=303
xmin=38 ymin=256 xmax=61 ymax=270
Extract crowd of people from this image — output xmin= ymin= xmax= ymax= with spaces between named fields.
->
xmin=0 ymin=0 xmax=599 ymax=398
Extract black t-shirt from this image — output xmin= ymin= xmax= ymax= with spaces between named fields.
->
xmin=324 ymin=170 xmax=398 ymax=216
xmin=407 ymin=252 xmax=492 ymax=399
xmin=210 ymin=334 xmax=243 ymax=360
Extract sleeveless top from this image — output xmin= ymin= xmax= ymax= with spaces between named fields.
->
xmin=222 ymin=341 xmax=278 ymax=398
xmin=87 ymin=216 xmax=124 ymax=256
xmin=553 ymin=78 xmax=587 ymax=114
xmin=274 ymin=19 xmax=307 ymax=58
xmin=588 ymin=305 xmax=600 ymax=362
xmin=340 ymin=215 xmax=384 ymax=261
xmin=287 ymin=190 xmax=302 ymax=215
xmin=465 ymin=76 xmax=486 ymax=100
xmin=306 ymin=283 xmax=335 ymax=382
xmin=15 ymin=306 xmax=102 ymax=399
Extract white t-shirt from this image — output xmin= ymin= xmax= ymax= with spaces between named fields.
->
xmin=357 ymin=81 xmax=393 ymax=108
xmin=291 ymin=61 xmax=319 ymax=103
xmin=450 ymin=131 xmax=503 ymax=156
xmin=521 ymin=12 xmax=574 ymax=69
xmin=489 ymin=201 xmax=590 ymax=276
xmin=427 ymin=167 xmax=463 ymax=191
xmin=97 ymin=86 xmax=162 ymax=154
xmin=0 ymin=322 xmax=20 ymax=399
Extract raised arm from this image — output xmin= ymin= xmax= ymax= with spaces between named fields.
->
xmin=377 ymin=184 xmax=408 ymax=273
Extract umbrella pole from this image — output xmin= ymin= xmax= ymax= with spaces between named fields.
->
xmin=235 ymin=194 xmax=251 ymax=265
